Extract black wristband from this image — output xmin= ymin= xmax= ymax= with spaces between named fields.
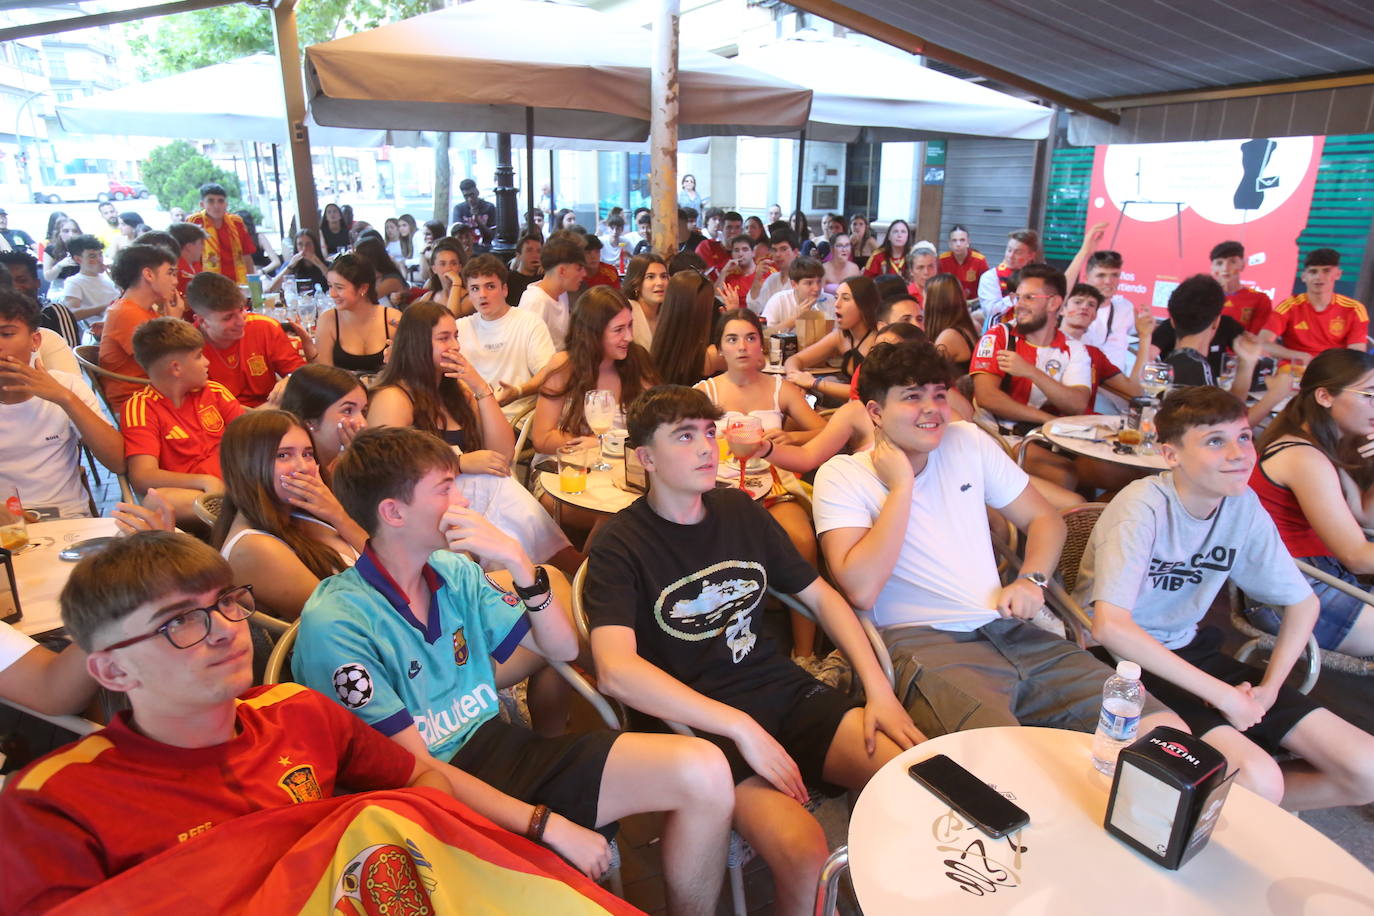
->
xmin=512 ymin=564 xmax=550 ymax=601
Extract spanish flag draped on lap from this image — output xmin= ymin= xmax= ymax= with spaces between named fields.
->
xmin=49 ymin=789 xmax=643 ymax=916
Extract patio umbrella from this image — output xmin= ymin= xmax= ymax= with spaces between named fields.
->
xmin=54 ymin=55 xmax=426 ymax=147
xmin=735 ymin=31 xmax=1053 ymax=143
xmin=303 ymin=0 xmax=813 ymax=141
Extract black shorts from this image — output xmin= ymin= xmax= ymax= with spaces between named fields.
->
xmin=449 ymin=718 xmax=621 ymax=831
xmin=700 ymin=662 xmax=860 ymax=794
xmin=1093 ymin=627 xmax=1323 ymax=753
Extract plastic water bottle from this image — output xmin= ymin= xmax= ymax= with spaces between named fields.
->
xmin=1091 ymin=660 xmax=1144 ymax=775
xmin=247 ymin=273 xmax=263 ymax=311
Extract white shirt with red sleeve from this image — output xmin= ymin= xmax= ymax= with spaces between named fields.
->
xmin=970 ymin=324 xmax=1092 ymax=413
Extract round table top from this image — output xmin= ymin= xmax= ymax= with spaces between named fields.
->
xmin=539 ymin=455 xmax=774 ymax=514
xmin=1041 ymin=414 xmax=1169 ymax=471
xmin=849 ymin=726 xmax=1374 ymax=914
xmin=12 ymin=517 xmax=119 ymax=636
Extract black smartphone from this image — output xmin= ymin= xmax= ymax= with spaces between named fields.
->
xmin=908 ymin=754 xmax=1030 ymax=839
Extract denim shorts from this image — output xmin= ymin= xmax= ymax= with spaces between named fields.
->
xmin=1244 ymin=554 xmax=1368 ymax=650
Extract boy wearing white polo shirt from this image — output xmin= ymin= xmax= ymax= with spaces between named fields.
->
xmin=457 ymin=254 xmax=556 ymax=420
xmin=814 ymin=340 xmax=1179 ymax=737
xmin=0 ymin=291 xmax=124 ymax=519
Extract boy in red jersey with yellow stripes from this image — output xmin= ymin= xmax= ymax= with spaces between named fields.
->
xmin=1261 ymin=248 xmax=1368 ymax=361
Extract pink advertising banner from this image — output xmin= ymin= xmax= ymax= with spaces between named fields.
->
xmin=1086 ymin=136 xmax=1326 ymax=314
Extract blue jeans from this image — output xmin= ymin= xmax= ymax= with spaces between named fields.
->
xmin=1244 ymin=554 xmax=1368 ymax=650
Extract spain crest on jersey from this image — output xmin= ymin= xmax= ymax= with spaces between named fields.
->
xmin=247 ymin=354 xmax=269 ymax=377
xmin=279 ymin=764 xmax=324 ymax=804
xmin=453 ymin=628 xmax=469 ymax=666
xmin=1330 ymin=316 xmax=1347 ymax=337
xmin=198 ymin=403 xmax=225 ymax=433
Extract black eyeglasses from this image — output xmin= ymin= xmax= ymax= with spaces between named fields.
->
xmin=100 ymin=585 xmax=256 ymax=652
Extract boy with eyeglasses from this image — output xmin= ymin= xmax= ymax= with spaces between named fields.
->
xmin=0 ymin=532 xmax=457 ymax=912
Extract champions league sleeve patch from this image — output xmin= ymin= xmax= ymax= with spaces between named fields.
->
xmin=482 ymin=572 xmax=521 ymax=606
xmin=332 ymin=663 xmax=374 ymax=709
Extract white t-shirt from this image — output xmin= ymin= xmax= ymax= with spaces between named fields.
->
xmin=519 ymin=284 xmax=571 ymax=350
xmin=748 ymin=270 xmax=789 ymax=308
xmin=60 ymin=272 xmax=119 ymax=322
xmin=1081 ymin=293 xmax=1136 ymax=374
xmin=0 ymin=621 xmax=39 ymax=674
xmin=0 ymin=369 xmax=102 ymax=518
xmin=457 ymin=307 xmax=555 ymax=418
xmin=761 ymin=288 xmax=836 ymax=329
xmin=812 ymin=421 xmax=1029 ymax=631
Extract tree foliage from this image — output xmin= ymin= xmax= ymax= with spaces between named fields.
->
xmin=124 ymin=0 xmax=432 ymax=79
xmin=142 ymin=140 xmax=260 ymax=221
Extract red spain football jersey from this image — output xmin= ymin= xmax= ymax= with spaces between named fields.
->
xmin=970 ymin=324 xmax=1092 ymax=412
xmin=1264 ymin=292 xmax=1369 ymax=358
xmin=0 ymin=683 xmax=416 ymax=913
xmin=202 ymin=314 xmax=305 ymax=408
xmin=1223 ymin=287 xmax=1272 ymax=335
xmin=122 ymin=380 xmax=245 ymax=477
xmin=939 ymin=250 xmax=989 ymax=300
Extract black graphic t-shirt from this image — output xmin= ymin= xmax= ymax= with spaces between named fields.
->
xmin=585 ymin=488 xmax=818 ymax=696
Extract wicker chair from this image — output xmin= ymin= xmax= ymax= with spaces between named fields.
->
xmin=73 ymin=344 xmax=145 ymax=421
xmin=192 ymin=493 xmax=223 ymax=527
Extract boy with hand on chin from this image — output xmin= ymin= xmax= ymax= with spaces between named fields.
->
xmin=586 ymin=385 xmax=923 ymax=916
xmin=1076 ymin=386 xmax=1374 ymax=810
xmin=295 ymin=427 xmax=734 ymax=916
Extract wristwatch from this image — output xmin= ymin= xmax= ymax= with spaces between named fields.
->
xmin=513 ymin=565 xmax=551 ymax=602
xmin=1018 ymin=572 xmax=1049 ymax=589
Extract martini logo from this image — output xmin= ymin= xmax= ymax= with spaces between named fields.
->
xmin=654 ymin=560 xmax=765 ymax=663
xmin=1149 ymin=735 xmax=1200 ymax=765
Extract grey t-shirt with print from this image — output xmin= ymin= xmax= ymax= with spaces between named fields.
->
xmin=1074 ymin=472 xmax=1311 ymax=649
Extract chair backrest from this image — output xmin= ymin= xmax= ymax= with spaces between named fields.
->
xmin=1059 ymin=503 xmax=1108 ymax=595
xmin=263 ymin=620 xmax=299 ymax=685
xmin=73 ymin=344 xmax=143 ymax=422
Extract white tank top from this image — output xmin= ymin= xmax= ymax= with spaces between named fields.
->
xmin=699 ymin=373 xmax=785 ymax=431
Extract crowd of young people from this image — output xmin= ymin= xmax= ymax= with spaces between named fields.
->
xmin=1 ymin=184 xmax=1373 ymax=915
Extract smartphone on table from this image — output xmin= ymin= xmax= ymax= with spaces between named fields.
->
xmin=908 ymin=754 xmax=1030 ymax=839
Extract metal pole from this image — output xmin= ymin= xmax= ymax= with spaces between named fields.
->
xmin=649 ymin=0 xmax=680 ymax=256
xmin=793 ymin=128 xmax=806 ymax=228
xmin=547 ymin=149 xmax=556 ymax=213
xmin=270 ymin=0 xmax=319 ymax=234
xmin=525 ymin=107 xmax=535 ymax=233
xmin=271 ymin=143 xmax=285 ymax=241
xmin=492 ymin=133 xmax=519 ymax=257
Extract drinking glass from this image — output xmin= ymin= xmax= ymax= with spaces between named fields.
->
xmin=584 ymin=390 xmax=616 ymax=471
xmin=0 ymin=487 xmax=27 ymax=552
xmin=725 ymin=417 xmax=764 ymax=489
xmin=557 ymin=444 xmax=591 ymax=495
xmin=1141 ymin=362 xmax=1174 ymax=399
xmin=1218 ymin=354 xmax=1239 ymax=390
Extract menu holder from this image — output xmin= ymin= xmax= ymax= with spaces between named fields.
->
xmin=796 ymin=307 xmax=828 ymax=351
xmin=621 ymin=447 xmax=647 ymax=494
xmin=0 ymin=547 xmax=20 ymax=624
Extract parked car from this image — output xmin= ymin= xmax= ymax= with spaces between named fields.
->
xmin=31 ymin=174 xmax=116 ymax=204
xmin=125 ymin=180 xmax=150 ymax=199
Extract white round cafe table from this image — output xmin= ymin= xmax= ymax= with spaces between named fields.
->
xmin=539 ymin=456 xmax=772 ymax=515
xmin=849 ymin=726 xmax=1374 ymax=914
xmin=10 ymin=517 xmax=119 ymax=636
xmin=1041 ymin=414 xmax=1169 ymax=471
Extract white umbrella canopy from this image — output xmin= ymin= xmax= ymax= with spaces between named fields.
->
xmin=55 ymin=55 xmax=429 ymax=147
xmin=304 ymin=0 xmax=813 ymax=141
xmin=736 ymin=31 xmax=1052 ymax=142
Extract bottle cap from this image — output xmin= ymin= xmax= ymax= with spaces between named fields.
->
xmin=1117 ymin=660 xmax=1141 ymax=680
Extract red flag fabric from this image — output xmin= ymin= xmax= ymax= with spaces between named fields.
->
xmin=48 ymin=788 xmax=643 ymax=916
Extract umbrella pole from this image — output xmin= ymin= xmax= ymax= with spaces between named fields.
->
xmin=525 ymin=107 xmax=535 ymax=233
xmin=794 ymin=128 xmax=806 ymax=227
xmin=650 ymin=0 xmax=680 ymax=255
xmin=272 ymin=143 xmax=284 ymax=242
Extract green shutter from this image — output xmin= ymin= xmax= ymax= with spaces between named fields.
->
xmin=1044 ymin=147 xmax=1094 ymax=263
xmin=1295 ymin=134 xmax=1374 ymax=299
